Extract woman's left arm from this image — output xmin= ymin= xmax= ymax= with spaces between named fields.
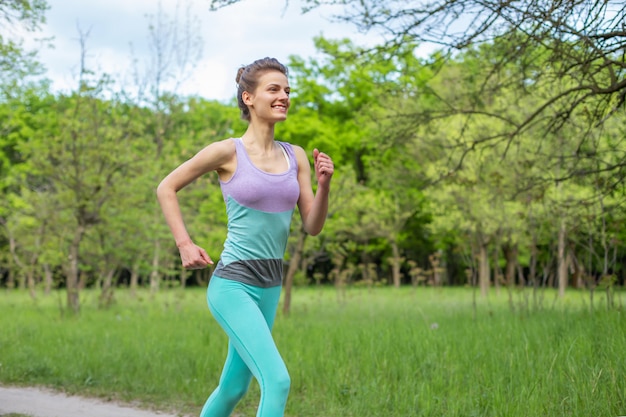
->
xmin=295 ymin=146 xmax=334 ymax=236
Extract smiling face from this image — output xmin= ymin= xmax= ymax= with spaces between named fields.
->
xmin=242 ymin=70 xmax=291 ymax=124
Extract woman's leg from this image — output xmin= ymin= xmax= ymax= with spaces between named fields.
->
xmin=200 ymin=342 xmax=252 ymax=417
xmin=201 ymin=277 xmax=290 ymax=417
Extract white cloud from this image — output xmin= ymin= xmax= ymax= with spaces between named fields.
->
xmin=28 ymin=0 xmax=382 ymax=101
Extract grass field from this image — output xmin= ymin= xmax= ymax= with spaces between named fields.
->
xmin=0 ymin=285 xmax=625 ymax=417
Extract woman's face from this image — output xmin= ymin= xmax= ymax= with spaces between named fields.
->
xmin=245 ymin=70 xmax=291 ymax=123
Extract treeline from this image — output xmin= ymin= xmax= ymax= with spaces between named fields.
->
xmin=2 ymin=7 xmax=626 ymax=312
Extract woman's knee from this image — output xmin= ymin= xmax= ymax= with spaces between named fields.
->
xmin=268 ymin=368 xmax=291 ymax=396
xmin=220 ymin=381 xmax=250 ymax=404
xmin=259 ymin=372 xmax=290 ymax=415
xmin=278 ymin=374 xmax=291 ymax=397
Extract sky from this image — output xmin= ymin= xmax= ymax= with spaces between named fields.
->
xmin=26 ymin=0 xmax=385 ymax=102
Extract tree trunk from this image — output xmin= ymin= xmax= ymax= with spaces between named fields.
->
xmin=99 ymin=268 xmax=116 ymax=308
xmin=150 ymin=239 xmax=161 ymax=294
xmin=529 ymin=237 xmax=537 ymax=288
xmin=78 ymin=270 xmax=89 ymax=289
xmin=429 ymin=252 xmax=442 ymax=286
xmin=390 ymin=240 xmax=401 ymax=288
xmin=130 ymin=261 xmax=140 ymax=297
xmin=283 ymin=225 xmax=307 ymax=316
xmin=27 ymin=239 xmax=40 ymax=299
xmin=478 ymin=242 xmax=490 ymax=297
xmin=493 ymin=246 xmax=501 ymax=294
xmin=569 ymin=250 xmax=584 ymax=289
xmin=557 ymin=219 xmax=567 ymax=298
xmin=179 ymin=267 xmax=188 ymax=289
xmin=43 ymin=263 xmax=53 ymax=295
xmin=7 ymin=232 xmax=23 ymax=290
xmin=26 ymin=270 xmax=36 ymax=300
xmin=67 ymin=225 xmax=86 ymax=314
xmin=503 ymin=243 xmax=518 ymax=286
xmin=6 ymin=268 xmax=15 ymax=289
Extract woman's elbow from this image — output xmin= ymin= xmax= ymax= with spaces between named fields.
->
xmin=156 ymin=180 xmax=173 ymax=202
xmin=303 ymin=222 xmax=323 ymax=237
xmin=307 ymin=228 xmax=321 ymax=237
xmin=300 ymin=207 xmax=326 ymax=236
xmin=155 ymin=181 xmax=165 ymax=199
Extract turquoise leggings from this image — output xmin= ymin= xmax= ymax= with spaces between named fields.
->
xmin=201 ymin=276 xmax=290 ymax=417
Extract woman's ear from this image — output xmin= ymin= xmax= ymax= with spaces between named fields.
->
xmin=242 ymin=90 xmax=253 ymax=106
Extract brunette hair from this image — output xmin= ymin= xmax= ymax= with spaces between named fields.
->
xmin=236 ymin=57 xmax=288 ymax=121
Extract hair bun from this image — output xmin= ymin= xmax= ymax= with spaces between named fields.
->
xmin=235 ymin=66 xmax=246 ymax=84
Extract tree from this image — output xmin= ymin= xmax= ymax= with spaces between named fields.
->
xmin=406 ymin=37 xmax=626 ymax=299
xmin=210 ymin=0 xmax=626 ymax=181
xmin=279 ymin=37 xmax=434 ymax=292
xmin=0 ymin=82 xmax=58 ymax=293
xmin=24 ymin=90 xmax=149 ymax=312
xmin=0 ymin=0 xmax=48 ymax=84
xmin=0 ymin=0 xmax=49 ymax=282
xmin=129 ymin=0 xmax=205 ymax=293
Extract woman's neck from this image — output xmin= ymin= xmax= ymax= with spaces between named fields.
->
xmin=241 ymin=122 xmax=276 ymax=153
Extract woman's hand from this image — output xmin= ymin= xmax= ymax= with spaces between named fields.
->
xmin=177 ymin=241 xmax=213 ymax=269
xmin=313 ymin=148 xmax=334 ymax=189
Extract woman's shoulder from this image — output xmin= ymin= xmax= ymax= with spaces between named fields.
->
xmin=279 ymin=141 xmax=305 ymax=154
xmin=201 ymin=137 xmax=237 ymax=154
xmin=192 ymin=138 xmax=237 ymax=169
xmin=280 ymin=142 xmax=309 ymax=171
xmin=214 ymin=137 xmax=238 ymax=148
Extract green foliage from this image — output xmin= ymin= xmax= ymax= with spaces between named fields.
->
xmin=2 ymin=3 xmax=626 ymax=295
xmin=0 ymin=0 xmax=48 ymax=82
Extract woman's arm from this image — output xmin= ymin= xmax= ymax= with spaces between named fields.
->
xmin=156 ymin=139 xmax=235 ymax=269
xmin=295 ymin=146 xmax=334 ymax=236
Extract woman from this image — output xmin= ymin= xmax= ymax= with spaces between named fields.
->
xmin=156 ymin=57 xmax=334 ymax=417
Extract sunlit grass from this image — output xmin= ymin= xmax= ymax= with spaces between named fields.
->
xmin=1 ymin=285 xmax=624 ymax=416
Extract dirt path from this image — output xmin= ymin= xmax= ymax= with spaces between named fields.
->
xmin=0 ymin=386 xmax=188 ymax=417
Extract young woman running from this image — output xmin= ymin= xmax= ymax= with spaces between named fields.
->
xmin=156 ymin=57 xmax=334 ymax=417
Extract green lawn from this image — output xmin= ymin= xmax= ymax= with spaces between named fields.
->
xmin=0 ymin=285 xmax=624 ymax=417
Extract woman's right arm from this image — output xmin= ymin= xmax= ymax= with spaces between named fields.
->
xmin=156 ymin=139 xmax=235 ymax=269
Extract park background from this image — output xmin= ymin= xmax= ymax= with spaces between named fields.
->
xmin=1 ymin=1 xmax=625 ymax=416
